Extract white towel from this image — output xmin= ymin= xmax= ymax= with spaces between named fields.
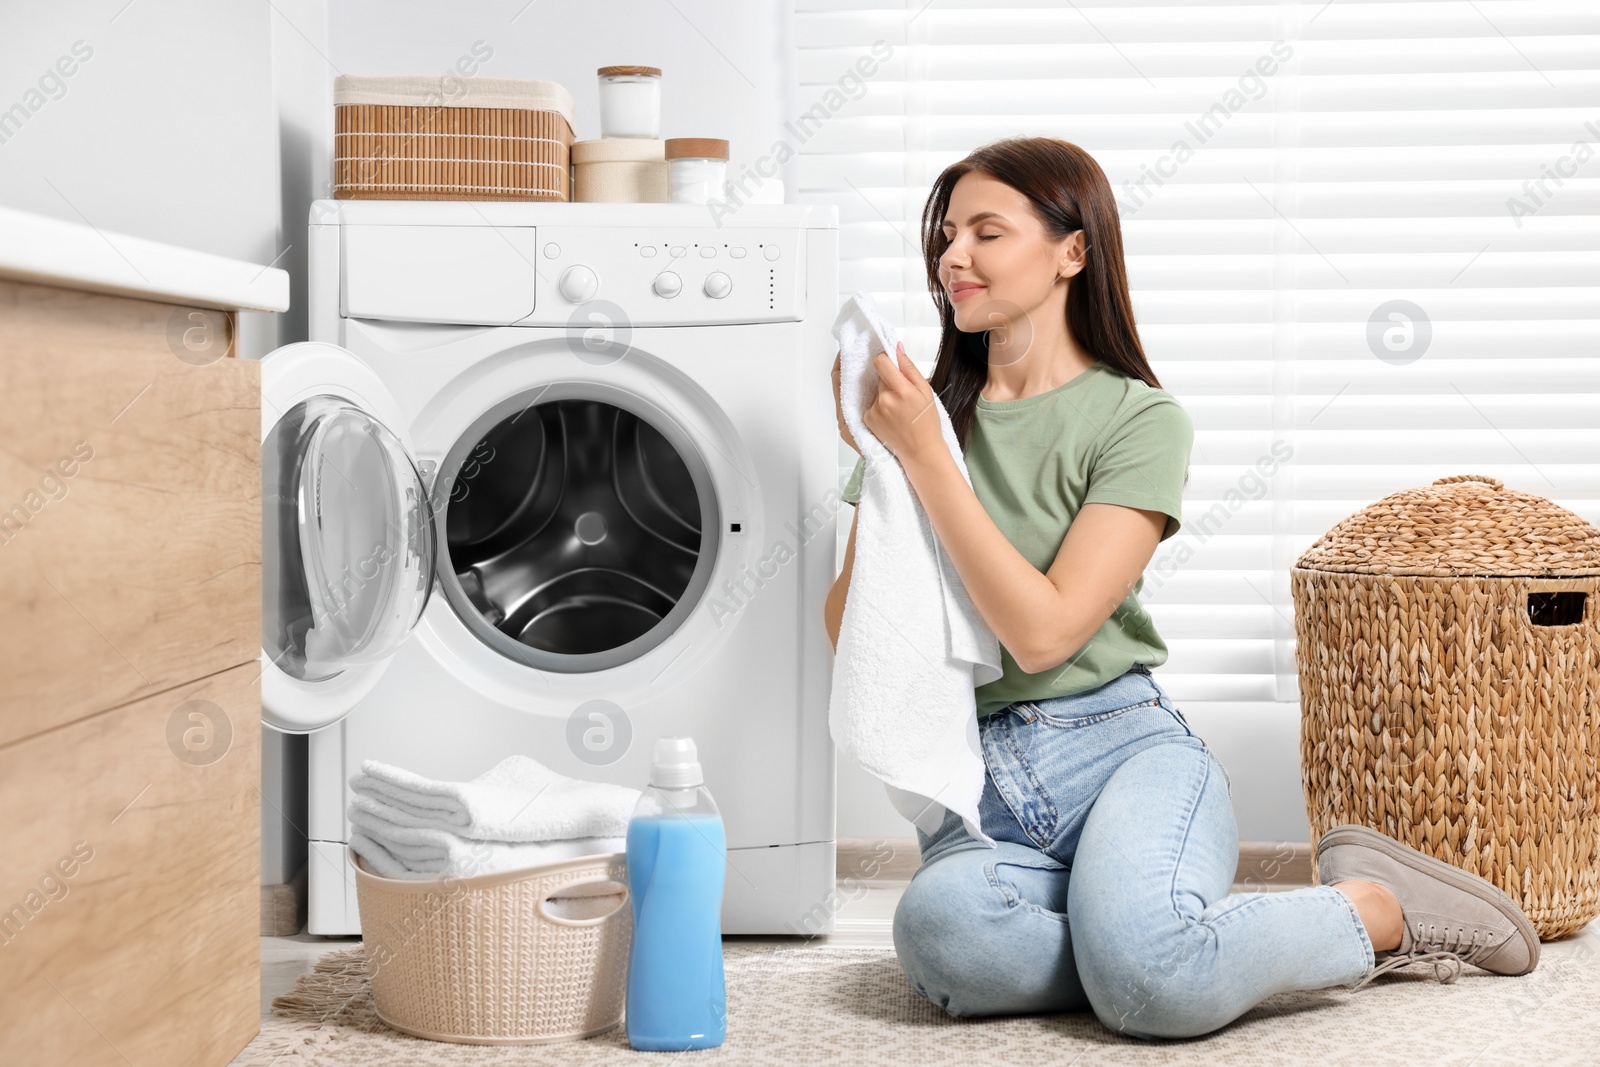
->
xmin=348 ymin=755 xmax=640 ymax=842
xmin=349 ymin=793 xmax=625 ymax=868
xmin=829 ymin=291 xmax=1003 ymax=848
xmin=349 ymin=827 xmax=627 ymax=881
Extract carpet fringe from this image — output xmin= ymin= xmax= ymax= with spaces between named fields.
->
xmin=270 ymin=947 xmax=373 ymax=1025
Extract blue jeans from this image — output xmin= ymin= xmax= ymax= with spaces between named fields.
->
xmin=892 ymin=666 xmax=1376 ymax=1039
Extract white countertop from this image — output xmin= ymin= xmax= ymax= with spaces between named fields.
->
xmin=0 ymin=203 xmax=290 ymax=312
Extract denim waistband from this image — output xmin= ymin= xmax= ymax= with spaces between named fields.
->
xmin=1004 ymin=666 xmax=1162 ymax=725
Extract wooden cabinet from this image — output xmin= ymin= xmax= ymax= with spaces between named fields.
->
xmin=0 ymin=271 xmax=269 ymax=1065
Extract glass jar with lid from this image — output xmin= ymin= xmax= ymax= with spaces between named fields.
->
xmin=665 ymin=138 xmax=730 ymax=205
xmin=597 ymin=65 xmax=662 ymax=139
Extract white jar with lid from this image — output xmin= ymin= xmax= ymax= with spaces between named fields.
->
xmin=665 ymin=138 xmax=730 ymax=205
xmin=597 ymin=65 xmax=661 ymax=139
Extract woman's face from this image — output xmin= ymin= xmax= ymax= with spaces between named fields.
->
xmin=936 ymin=170 xmax=1084 ymax=343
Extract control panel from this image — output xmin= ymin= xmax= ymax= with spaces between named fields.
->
xmin=530 ymin=226 xmax=803 ymax=328
xmin=337 ymin=218 xmax=807 ymax=328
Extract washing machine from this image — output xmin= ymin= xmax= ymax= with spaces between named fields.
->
xmin=258 ymin=199 xmax=840 ymax=935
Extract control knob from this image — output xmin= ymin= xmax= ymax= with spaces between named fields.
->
xmin=559 ymin=265 xmax=598 ymax=303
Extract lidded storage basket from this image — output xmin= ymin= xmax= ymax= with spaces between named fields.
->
xmin=1293 ymin=474 xmax=1600 ymax=938
xmin=571 ymin=137 xmax=669 ymax=202
xmin=352 ymin=850 xmax=631 ymax=1044
xmin=334 ymin=75 xmax=575 ymax=201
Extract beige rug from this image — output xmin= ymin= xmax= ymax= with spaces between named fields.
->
xmin=234 ymin=936 xmax=1600 ymax=1066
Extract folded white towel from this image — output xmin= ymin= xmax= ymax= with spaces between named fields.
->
xmin=828 ymin=291 xmax=1003 ymax=848
xmin=348 ymin=755 xmax=640 ymax=842
xmin=349 ymin=828 xmax=627 ymax=881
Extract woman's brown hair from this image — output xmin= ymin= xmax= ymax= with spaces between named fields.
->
xmin=922 ymin=136 xmax=1162 ymax=450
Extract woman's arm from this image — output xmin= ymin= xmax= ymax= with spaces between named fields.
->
xmin=864 ymin=344 xmax=1166 ymax=676
xmin=823 ymin=504 xmax=859 ymax=651
xmin=900 ymin=446 xmax=1164 ymax=674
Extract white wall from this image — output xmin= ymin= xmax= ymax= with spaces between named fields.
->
xmin=271 ymin=0 xmax=335 ymax=357
xmin=0 ymin=5 xmax=280 ymax=267
xmin=324 ymin=0 xmax=797 ymax=195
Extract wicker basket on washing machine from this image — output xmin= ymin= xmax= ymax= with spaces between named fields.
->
xmin=1292 ymin=474 xmax=1600 ymax=939
xmin=334 ymin=75 xmax=576 ymax=201
xmin=352 ymin=849 xmax=631 ymax=1044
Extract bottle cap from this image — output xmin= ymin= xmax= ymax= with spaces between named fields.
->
xmin=650 ymin=736 xmax=704 ymax=788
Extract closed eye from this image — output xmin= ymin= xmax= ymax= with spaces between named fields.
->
xmin=979 ymin=234 xmax=1000 ymax=241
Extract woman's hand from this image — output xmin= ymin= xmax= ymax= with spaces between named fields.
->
xmin=831 ymin=351 xmax=861 ymax=455
xmin=862 ymin=342 xmax=943 ymax=465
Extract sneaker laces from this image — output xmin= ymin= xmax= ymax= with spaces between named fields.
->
xmin=1353 ymin=922 xmax=1492 ymax=991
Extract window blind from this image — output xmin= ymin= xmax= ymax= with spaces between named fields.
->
xmin=797 ymin=0 xmax=1600 ymax=704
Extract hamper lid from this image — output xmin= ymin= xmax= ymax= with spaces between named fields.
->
xmin=333 ymin=74 xmax=575 ymax=126
xmin=1293 ymin=474 xmax=1600 ymax=577
xmin=571 ymin=138 xmax=667 ymax=164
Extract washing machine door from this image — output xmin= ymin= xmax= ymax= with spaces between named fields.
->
xmin=259 ymin=342 xmax=436 ymax=733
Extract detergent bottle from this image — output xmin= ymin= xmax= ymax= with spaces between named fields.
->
xmin=625 ymin=735 xmax=728 ymax=1051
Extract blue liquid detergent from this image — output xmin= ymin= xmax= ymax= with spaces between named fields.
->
xmin=625 ymin=813 xmax=728 ymax=1050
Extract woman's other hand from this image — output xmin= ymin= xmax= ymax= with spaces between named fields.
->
xmin=831 ymin=350 xmax=862 ymax=455
xmin=863 ymin=342 xmax=942 ymax=464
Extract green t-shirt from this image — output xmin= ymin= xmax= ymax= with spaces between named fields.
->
xmin=840 ymin=360 xmax=1193 ymax=718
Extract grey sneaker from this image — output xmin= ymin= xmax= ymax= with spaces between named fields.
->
xmin=1315 ymin=823 xmax=1540 ymax=990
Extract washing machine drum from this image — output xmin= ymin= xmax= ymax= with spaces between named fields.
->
xmin=438 ymin=396 xmax=719 ymax=671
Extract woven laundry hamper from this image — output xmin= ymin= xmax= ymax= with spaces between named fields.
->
xmin=351 ymin=849 xmax=631 ymax=1044
xmin=334 ymin=74 xmax=575 ymax=201
xmin=1292 ymin=474 xmax=1600 ymax=938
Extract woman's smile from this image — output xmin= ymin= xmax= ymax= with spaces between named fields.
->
xmin=949 ymin=280 xmax=987 ymax=303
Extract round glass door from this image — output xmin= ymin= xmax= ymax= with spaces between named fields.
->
xmin=263 ymin=395 xmax=437 ymax=683
xmin=434 ymin=384 xmax=720 ymax=672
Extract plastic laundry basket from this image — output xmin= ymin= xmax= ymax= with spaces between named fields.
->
xmin=351 ymin=849 xmax=631 ymax=1044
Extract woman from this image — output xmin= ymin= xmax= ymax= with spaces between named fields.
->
xmin=824 ymin=137 xmax=1538 ymax=1039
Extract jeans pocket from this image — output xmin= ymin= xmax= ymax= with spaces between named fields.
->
xmin=1028 ymin=696 xmax=1162 ymax=730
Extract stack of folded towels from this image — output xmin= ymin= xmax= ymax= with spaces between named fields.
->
xmin=347 ymin=754 xmax=641 ymax=880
